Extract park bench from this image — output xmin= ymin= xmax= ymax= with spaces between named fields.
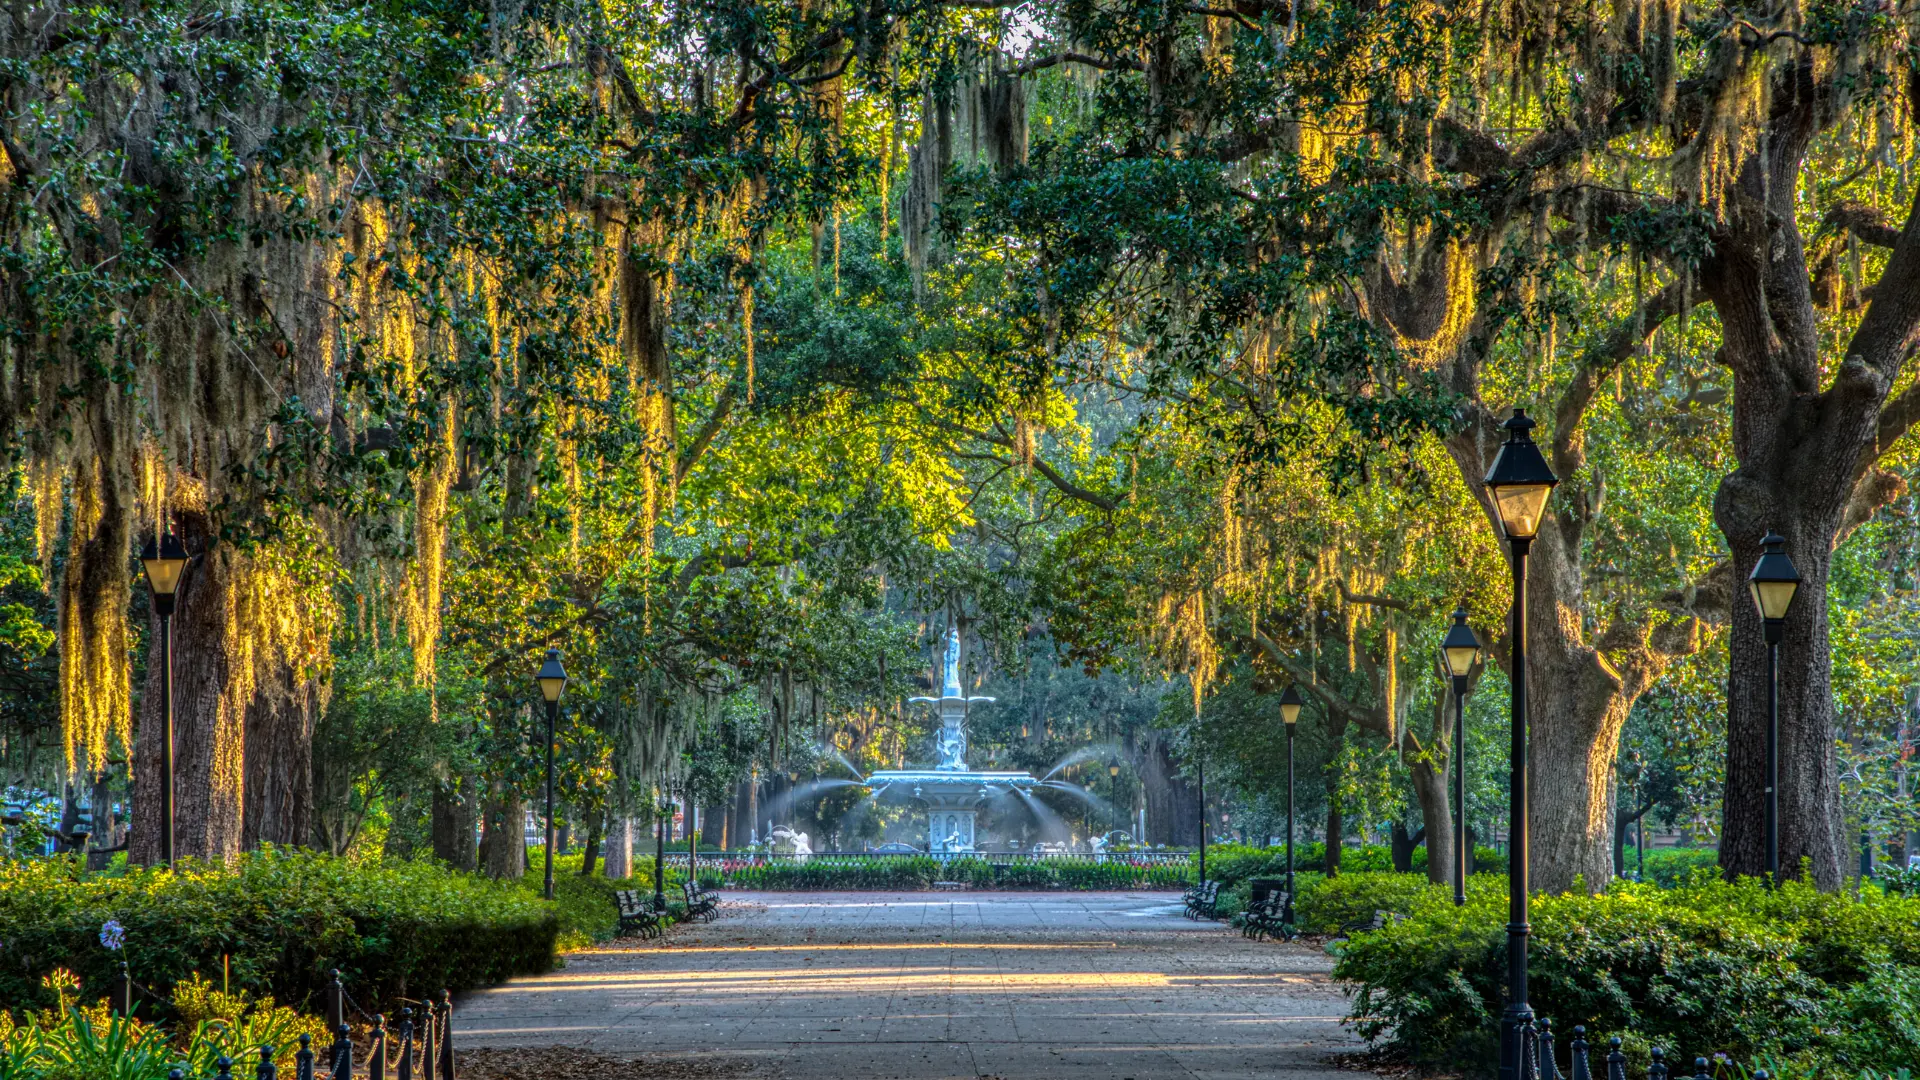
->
xmin=1237 ymin=892 xmax=1293 ymax=941
xmin=614 ymin=889 xmax=665 ymax=938
xmin=682 ymin=879 xmax=720 ymax=921
xmin=1183 ymin=880 xmax=1221 ymax=920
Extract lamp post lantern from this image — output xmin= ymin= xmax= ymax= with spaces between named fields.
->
xmin=536 ymin=648 xmax=568 ymax=901
xmin=1279 ymin=684 xmax=1303 ymax=926
xmin=1442 ymin=608 xmax=1482 ymax=906
xmin=139 ymin=532 xmax=189 ymax=866
xmin=1483 ymin=407 xmax=1558 ymax=1080
xmin=1747 ymin=531 xmax=1800 ymax=884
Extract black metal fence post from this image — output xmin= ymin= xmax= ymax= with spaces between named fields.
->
xmin=1648 ymin=1047 xmax=1667 ymax=1080
xmin=439 ymin=989 xmax=456 ymax=1080
xmin=1605 ymin=1038 xmax=1626 ymax=1080
xmin=216 ymin=1056 xmax=234 ymax=1080
xmin=113 ymin=961 xmax=133 ymax=1017
xmin=1569 ymin=1026 xmax=1590 ymax=1080
xmin=1537 ymin=1017 xmax=1558 ymax=1080
xmin=331 ymin=1023 xmax=353 ymax=1080
xmin=295 ymin=1034 xmax=314 ymax=1080
xmin=397 ymin=1009 xmax=415 ymax=1080
xmin=256 ymin=1044 xmax=278 ymax=1080
xmin=325 ymin=970 xmax=344 ymax=1034
xmin=369 ymin=1013 xmax=388 ymax=1080
xmin=421 ymin=998 xmax=437 ymax=1080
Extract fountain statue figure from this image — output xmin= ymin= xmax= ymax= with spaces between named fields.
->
xmin=875 ymin=624 xmax=1031 ymax=851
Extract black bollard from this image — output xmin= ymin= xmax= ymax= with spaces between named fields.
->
xmin=1568 ymin=1026 xmax=1590 ymax=1080
xmin=295 ymin=1034 xmax=314 ymax=1080
xmin=438 ymin=990 xmax=456 ymax=1080
xmin=256 ymin=1044 xmax=277 ymax=1080
xmin=1605 ymin=1038 xmax=1627 ymax=1080
xmin=1537 ymin=1018 xmax=1558 ymax=1080
xmin=397 ymin=1008 xmax=415 ymax=1080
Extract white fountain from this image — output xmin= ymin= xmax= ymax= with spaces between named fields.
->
xmin=864 ymin=627 xmax=1037 ymax=852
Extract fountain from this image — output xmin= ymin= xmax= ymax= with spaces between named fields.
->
xmin=864 ymin=627 xmax=1038 ymax=852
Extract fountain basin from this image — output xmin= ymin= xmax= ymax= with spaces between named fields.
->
xmin=864 ymin=770 xmax=1038 ymax=852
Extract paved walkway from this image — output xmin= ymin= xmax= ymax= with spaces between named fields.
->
xmin=454 ymin=892 xmax=1366 ymax=1080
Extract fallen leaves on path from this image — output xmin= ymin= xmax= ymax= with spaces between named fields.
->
xmin=459 ymin=1046 xmax=766 ymax=1079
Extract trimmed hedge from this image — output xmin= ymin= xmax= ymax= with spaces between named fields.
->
xmin=1333 ymin=874 xmax=1920 ymax=1075
xmin=719 ymin=856 xmax=1191 ymax=891
xmin=0 ymin=850 xmax=559 ymax=1019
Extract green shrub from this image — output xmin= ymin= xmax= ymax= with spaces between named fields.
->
xmin=0 ymin=850 xmax=559 ymax=1019
xmin=1333 ymin=875 xmax=1920 ymax=1075
xmin=1619 ymin=846 xmax=1722 ymax=887
xmin=1293 ymin=871 xmax=1506 ymax=933
xmin=506 ymin=851 xmax=660 ymax=948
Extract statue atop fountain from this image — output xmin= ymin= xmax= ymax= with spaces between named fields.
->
xmin=873 ymin=624 xmax=1031 ymax=851
xmin=909 ymin=626 xmax=995 ymax=771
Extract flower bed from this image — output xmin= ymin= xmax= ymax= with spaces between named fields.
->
xmin=716 ymin=854 xmax=1193 ymax=891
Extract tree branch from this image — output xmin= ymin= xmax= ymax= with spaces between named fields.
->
xmin=1552 ymin=280 xmax=1696 ymax=482
xmin=924 ymin=417 xmax=1125 ymax=511
xmin=1007 ymin=51 xmax=1144 ymax=76
xmin=1843 ymin=175 xmax=1920 ymax=374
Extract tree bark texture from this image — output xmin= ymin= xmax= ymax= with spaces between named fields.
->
xmin=480 ymin=791 xmax=527 ymax=879
xmin=1699 ymin=72 xmax=1920 ymax=886
xmin=241 ymin=658 xmax=320 ymax=849
xmin=1408 ymin=756 xmax=1452 ymax=885
xmin=431 ymin=784 xmax=479 ymax=871
xmin=603 ymin=816 xmax=633 ymax=879
xmin=1140 ymin=730 xmax=1200 ymax=845
xmin=132 ymin=511 xmax=244 ymax=864
xmin=1442 ymin=399 xmax=1704 ymax=895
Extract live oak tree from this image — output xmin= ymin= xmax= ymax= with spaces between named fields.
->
xmin=934 ymin=0 xmax=1920 ymax=889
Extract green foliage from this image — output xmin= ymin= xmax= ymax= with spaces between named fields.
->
xmin=1335 ymin=876 xmax=1920 ymax=1075
xmin=1620 ymin=847 xmax=1723 ymax=888
xmin=504 ymin=852 xmax=657 ymax=949
xmin=0 ymin=852 xmax=557 ymax=1019
xmin=718 ymin=857 xmax=1192 ymax=891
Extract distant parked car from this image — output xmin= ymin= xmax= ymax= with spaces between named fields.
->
xmin=870 ymin=842 xmax=920 ymax=854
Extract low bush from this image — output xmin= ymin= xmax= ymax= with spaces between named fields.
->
xmin=0 ymin=850 xmax=559 ymax=1020
xmin=1618 ymin=846 xmax=1722 ymax=887
xmin=507 ymin=852 xmax=659 ymax=948
xmin=1333 ymin=874 xmax=1920 ymax=1075
xmin=1200 ymin=842 xmax=1507 ymax=888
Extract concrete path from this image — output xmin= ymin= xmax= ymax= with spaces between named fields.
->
xmin=454 ymin=891 xmax=1367 ymax=1080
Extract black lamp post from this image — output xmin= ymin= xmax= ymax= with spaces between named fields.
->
xmin=1483 ymin=408 xmax=1558 ymax=1080
xmin=1747 ymin=531 xmax=1800 ymax=884
xmin=653 ymin=786 xmax=667 ymax=910
xmin=536 ymin=648 xmax=567 ymax=902
xmin=139 ymin=533 xmax=189 ymax=866
xmin=1109 ymin=763 xmax=1121 ymax=837
xmin=1279 ymin=684 xmax=1303 ymax=925
xmin=1442 ymin=608 xmax=1482 ymax=906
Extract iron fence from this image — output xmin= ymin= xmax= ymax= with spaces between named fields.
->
xmin=124 ymin=969 xmax=458 ymax=1080
xmin=1522 ymin=1015 xmax=1775 ymax=1080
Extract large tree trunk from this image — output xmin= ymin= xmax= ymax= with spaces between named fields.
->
xmin=1408 ymin=758 xmax=1453 ymax=885
xmin=604 ymin=816 xmax=633 ymax=880
xmin=581 ymin=812 xmax=603 ymax=877
xmin=480 ymin=791 xmax=527 ymax=879
xmin=1444 ymin=416 xmax=1699 ymax=895
xmin=1140 ymin=731 xmax=1200 ymax=845
xmin=1716 ymin=518 xmax=1847 ymax=886
xmin=132 ymin=511 xmax=244 ymax=865
xmin=242 ymin=659 xmax=319 ymax=849
xmin=431 ymin=783 xmax=479 ymax=871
